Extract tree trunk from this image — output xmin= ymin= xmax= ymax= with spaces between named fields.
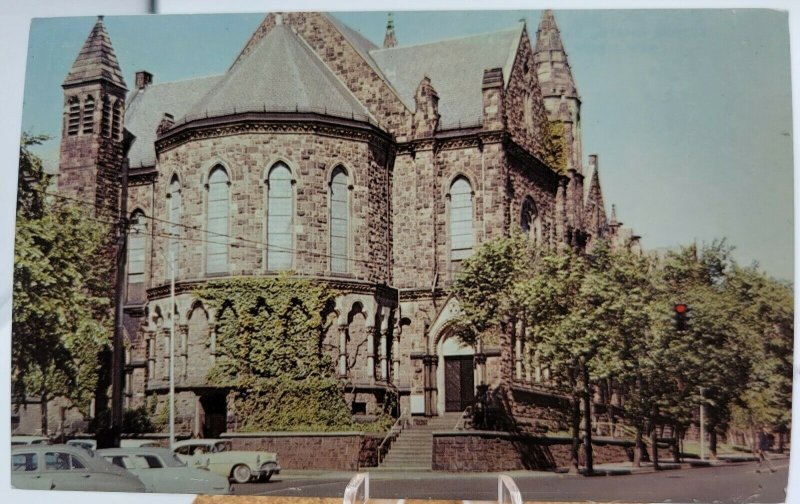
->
xmin=778 ymin=430 xmax=784 ymax=454
xmin=40 ymin=387 xmax=48 ymax=436
xmin=671 ymin=424 xmax=681 ymax=462
xmin=580 ymin=358 xmax=594 ymax=475
xmin=650 ymin=413 xmax=659 ymax=470
xmin=634 ymin=426 xmax=644 ymax=467
xmin=570 ymin=393 xmax=580 ymax=474
xmin=710 ymin=428 xmax=718 ymax=459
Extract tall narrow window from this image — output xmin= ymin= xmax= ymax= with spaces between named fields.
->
xmin=101 ymin=96 xmax=111 ymax=138
xmin=450 ymin=177 xmax=474 ymax=262
xmin=127 ymin=210 xmax=147 ymax=287
xmin=206 ymin=167 xmax=229 ymax=275
xmin=112 ymin=100 xmax=123 ymax=141
xmin=520 ymin=197 xmax=540 ymax=244
xmin=67 ymin=97 xmax=80 ymax=136
xmin=267 ymin=163 xmax=293 ymax=270
xmin=82 ymin=96 xmax=95 ymax=134
xmin=167 ymin=176 xmax=181 ymax=279
xmin=330 ymin=167 xmax=349 ymax=273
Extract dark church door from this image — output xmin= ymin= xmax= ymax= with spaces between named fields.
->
xmin=200 ymin=393 xmax=227 ymax=439
xmin=444 ymin=356 xmax=475 ymax=412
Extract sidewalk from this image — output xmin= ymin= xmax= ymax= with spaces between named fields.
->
xmin=589 ymin=453 xmax=783 ymax=476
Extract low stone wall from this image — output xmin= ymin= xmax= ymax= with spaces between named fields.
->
xmin=433 ymin=431 xmax=634 ymax=472
xmin=223 ymin=431 xmax=385 ymax=470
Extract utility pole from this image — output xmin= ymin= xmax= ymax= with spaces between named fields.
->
xmin=109 ymin=132 xmax=136 ymax=449
xmin=169 ymin=249 xmax=176 ymax=448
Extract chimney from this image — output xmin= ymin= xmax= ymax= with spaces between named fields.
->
xmin=157 ymin=113 xmax=174 ymax=135
xmin=135 ymin=70 xmax=153 ymax=90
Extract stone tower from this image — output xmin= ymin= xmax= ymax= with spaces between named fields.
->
xmin=533 ymin=10 xmax=583 ymax=173
xmin=58 ymin=16 xmax=128 ymax=217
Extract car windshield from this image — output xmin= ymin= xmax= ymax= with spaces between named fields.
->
xmin=213 ymin=441 xmax=231 ymax=453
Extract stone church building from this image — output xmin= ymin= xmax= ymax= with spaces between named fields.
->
xmin=54 ymin=11 xmax=640 ymax=438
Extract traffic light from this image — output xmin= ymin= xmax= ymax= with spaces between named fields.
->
xmin=673 ymin=303 xmax=690 ymax=331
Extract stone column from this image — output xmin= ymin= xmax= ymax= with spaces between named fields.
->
xmin=338 ymin=324 xmax=348 ymax=377
xmin=209 ymin=327 xmax=217 ymax=363
xmin=379 ymin=327 xmax=389 ymax=381
xmin=179 ymin=324 xmax=189 ymax=381
xmin=392 ymin=331 xmax=401 ymax=384
xmin=366 ymin=325 xmax=375 ymax=379
xmin=524 ymin=328 xmax=532 ymax=384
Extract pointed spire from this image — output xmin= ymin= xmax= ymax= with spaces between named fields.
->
xmin=383 ymin=12 xmax=397 ymax=48
xmin=533 ymin=10 xmax=576 ymax=98
xmin=609 ymin=204 xmax=619 ymax=227
xmin=63 ymin=16 xmax=126 ymax=89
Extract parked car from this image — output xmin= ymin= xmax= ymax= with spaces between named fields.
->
xmin=11 ymin=435 xmax=51 ymax=446
xmin=98 ymin=447 xmax=231 ymax=494
xmin=120 ymin=439 xmax=161 ymax=448
xmin=66 ymin=439 xmax=97 ymax=452
xmin=172 ymin=439 xmax=280 ymax=484
xmin=11 ymin=444 xmax=146 ymax=492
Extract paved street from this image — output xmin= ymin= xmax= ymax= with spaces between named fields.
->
xmin=234 ymin=458 xmax=789 ymax=503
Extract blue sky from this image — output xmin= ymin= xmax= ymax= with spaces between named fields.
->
xmin=21 ymin=9 xmax=794 ymax=281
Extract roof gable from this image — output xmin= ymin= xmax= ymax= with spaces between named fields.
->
xmin=370 ymin=24 xmax=523 ymax=129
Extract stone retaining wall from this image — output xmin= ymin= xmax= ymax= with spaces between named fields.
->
xmin=433 ymin=431 xmax=634 ymax=472
xmin=223 ymin=432 xmax=384 ymax=470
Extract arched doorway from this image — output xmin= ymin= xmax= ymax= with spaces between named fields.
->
xmin=437 ymin=336 xmax=475 ymax=413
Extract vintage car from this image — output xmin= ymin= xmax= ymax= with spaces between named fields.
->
xmin=11 ymin=435 xmax=51 ymax=446
xmin=98 ymin=447 xmax=231 ymax=494
xmin=66 ymin=438 xmax=97 ymax=452
xmin=172 ymin=439 xmax=280 ymax=484
xmin=11 ymin=444 xmax=146 ymax=492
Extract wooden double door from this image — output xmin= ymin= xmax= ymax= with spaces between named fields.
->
xmin=444 ymin=355 xmax=475 ymax=412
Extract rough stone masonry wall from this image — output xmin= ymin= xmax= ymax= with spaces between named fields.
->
xmin=503 ymin=29 xmax=556 ymax=168
xmin=505 ymin=150 xmax=561 ymax=248
xmin=225 ymin=432 xmax=383 ymax=470
xmin=433 ymin=432 xmax=634 ymax=472
xmin=233 ymin=12 xmax=410 ymax=134
xmin=153 ymin=130 xmax=391 ymax=284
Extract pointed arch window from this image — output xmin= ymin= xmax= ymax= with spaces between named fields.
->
xmin=450 ymin=177 xmax=474 ymax=262
xmin=167 ymin=176 xmax=182 ymax=278
xmin=82 ymin=96 xmax=95 ymax=134
xmin=207 ymin=167 xmax=229 ymax=275
xmin=520 ymin=196 xmax=540 ymax=243
xmin=330 ymin=167 xmax=349 ymax=273
xmin=67 ymin=97 xmax=80 ymax=136
xmin=267 ymin=163 xmax=293 ymax=270
xmin=127 ymin=209 xmax=147 ymax=287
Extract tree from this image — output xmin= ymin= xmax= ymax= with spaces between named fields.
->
xmin=196 ymin=275 xmax=354 ymax=431
xmin=13 ymin=134 xmax=113 ymax=434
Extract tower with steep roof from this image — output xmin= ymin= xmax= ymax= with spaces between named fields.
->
xmin=58 ymin=16 xmax=128 ymax=216
xmin=383 ymin=12 xmax=397 ymax=48
xmin=533 ymin=10 xmax=583 ymax=173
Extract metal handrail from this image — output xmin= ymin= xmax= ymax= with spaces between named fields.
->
xmin=376 ymin=416 xmax=406 ymax=465
xmin=498 ymin=474 xmax=523 ymax=504
xmin=342 ymin=472 xmax=369 ymax=504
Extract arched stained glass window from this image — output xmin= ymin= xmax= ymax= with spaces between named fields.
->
xmin=167 ymin=176 xmax=181 ymax=278
xmin=330 ymin=167 xmax=349 ymax=273
xmin=450 ymin=177 xmax=474 ymax=262
xmin=268 ymin=163 xmax=293 ymax=270
xmin=520 ymin=197 xmax=540 ymax=244
xmin=206 ymin=167 xmax=229 ymax=274
xmin=128 ymin=210 xmax=147 ymax=285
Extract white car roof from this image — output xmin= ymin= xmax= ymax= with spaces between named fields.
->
xmin=172 ymin=439 xmax=227 ymax=447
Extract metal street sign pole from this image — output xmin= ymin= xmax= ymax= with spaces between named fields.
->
xmin=169 ymin=249 xmax=176 ymax=449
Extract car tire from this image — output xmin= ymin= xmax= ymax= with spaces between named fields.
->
xmin=231 ymin=464 xmax=252 ymax=484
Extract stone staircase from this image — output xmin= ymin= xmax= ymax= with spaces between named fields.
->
xmin=378 ymin=413 xmax=462 ymax=471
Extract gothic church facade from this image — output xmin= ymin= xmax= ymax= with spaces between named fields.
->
xmin=56 ymin=11 xmax=639 ymax=437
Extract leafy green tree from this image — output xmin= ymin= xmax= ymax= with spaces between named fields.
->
xmin=13 ymin=134 xmax=112 ymax=434
xmin=196 ymin=276 xmax=354 ymax=431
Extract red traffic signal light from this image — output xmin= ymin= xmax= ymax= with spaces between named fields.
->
xmin=673 ymin=303 xmax=690 ymax=331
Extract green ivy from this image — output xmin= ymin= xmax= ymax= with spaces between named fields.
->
xmin=196 ymin=275 xmax=355 ymax=432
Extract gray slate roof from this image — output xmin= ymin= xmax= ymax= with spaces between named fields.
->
xmin=186 ymin=23 xmax=370 ymax=122
xmin=370 ymin=24 xmax=523 ymax=129
xmin=64 ymin=17 xmax=126 ymax=89
xmin=125 ymin=75 xmax=222 ymax=167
